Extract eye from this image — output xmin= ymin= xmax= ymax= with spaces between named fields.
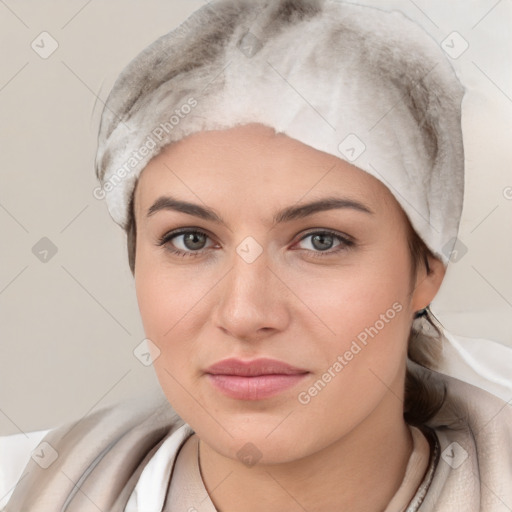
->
xmin=294 ymin=230 xmax=354 ymax=254
xmin=158 ymin=229 xmax=216 ymax=256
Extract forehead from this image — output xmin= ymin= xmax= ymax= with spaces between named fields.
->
xmin=134 ymin=124 xmax=399 ymax=219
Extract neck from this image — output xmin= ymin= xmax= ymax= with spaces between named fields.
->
xmin=199 ymin=393 xmax=413 ymax=512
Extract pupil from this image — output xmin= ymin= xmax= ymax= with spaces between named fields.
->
xmin=184 ymin=232 xmax=206 ymax=250
xmin=312 ymin=234 xmax=333 ymax=251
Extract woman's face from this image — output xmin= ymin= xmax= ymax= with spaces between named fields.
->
xmin=134 ymin=123 xmax=440 ymax=464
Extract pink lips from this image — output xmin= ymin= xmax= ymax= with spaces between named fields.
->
xmin=205 ymin=358 xmax=309 ymax=400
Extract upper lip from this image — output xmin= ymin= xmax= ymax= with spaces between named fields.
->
xmin=205 ymin=358 xmax=308 ymax=377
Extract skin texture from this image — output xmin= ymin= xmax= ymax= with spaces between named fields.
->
xmin=133 ymin=123 xmax=445 ymax=512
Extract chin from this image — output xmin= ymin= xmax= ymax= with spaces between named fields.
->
xmin=203 ymin=427 xmax=312 ymax=466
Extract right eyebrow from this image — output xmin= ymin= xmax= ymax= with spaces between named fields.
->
xmin=146 ymin=196 xmax=224 ymax=224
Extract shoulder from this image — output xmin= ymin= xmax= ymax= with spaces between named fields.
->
xmin=5 ymin=392 xmax=184 ymax=511
xmin=419 ymin=366 xmax=512 ymax=511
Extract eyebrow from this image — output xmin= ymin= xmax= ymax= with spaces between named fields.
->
xmin=146 ymin=195 xmax=373 ymax=224
xmin=273 ymin=197 xmax=373 ymax=223
xmin=147 ymin=196 xmax=223 ymax=223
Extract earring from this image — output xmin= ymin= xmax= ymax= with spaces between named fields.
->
xmin=414 ymin=308 xmax=428 ymax=319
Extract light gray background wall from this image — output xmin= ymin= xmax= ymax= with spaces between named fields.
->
xmin=1 ymin=0 xmax=511 ymax=435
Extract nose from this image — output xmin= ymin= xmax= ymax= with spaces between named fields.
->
xmin=212 ymin=253 xmax=291 ymax=343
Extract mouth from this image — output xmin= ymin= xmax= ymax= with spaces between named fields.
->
xmin=205 ymin=358 xmax=309 ymax=400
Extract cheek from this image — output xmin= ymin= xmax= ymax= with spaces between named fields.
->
xmin=134 ymin=249 xmax=220 ymax=394
xmin=291 ymin=246 xmax=412 ymax=339
xmin=135 ymin=258 xmax=212 ymax=346
xmin=135 ymin=262 xmax=203 ymax=414
xmin=288 ymin=246 xmax=413 ymax=386
xmin=285 ymin=255 xmax=412 ymax=440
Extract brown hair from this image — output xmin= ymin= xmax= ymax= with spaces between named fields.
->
xmin=403 ymin=225 xmax=446 ymax=426
xmin=126 ymin=188 xmax=137 ymax=275
xmin=125 ymin=192 xmax=445 ymax=426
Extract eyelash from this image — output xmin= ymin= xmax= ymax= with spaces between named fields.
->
xmin=157 ymin=228 xmax=214 ymax=259
xmin=157 ymin=228 xmax=355 ymax=259
xmin=296 ymin=230 xmax=355 ymax=259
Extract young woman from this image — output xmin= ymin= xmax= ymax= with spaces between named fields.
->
xmin=4 ymin=0 xmax=512 ymax=511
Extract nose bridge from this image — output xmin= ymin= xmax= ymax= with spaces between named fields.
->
xmin=213 ymin=248 xmax=288 ymax=338
xmin=224 ymin=252 xmax=273 ymax=311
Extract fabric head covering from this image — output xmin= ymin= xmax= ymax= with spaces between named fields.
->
xmin=94 ymin=0 xmax=465 ymax=264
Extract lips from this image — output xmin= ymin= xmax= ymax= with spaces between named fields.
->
xmin=205 ymin=358 xmax=309 ymax=400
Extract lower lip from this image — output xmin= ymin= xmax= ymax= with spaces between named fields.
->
xmin=206 ymin=374 xmax=308 ymax=400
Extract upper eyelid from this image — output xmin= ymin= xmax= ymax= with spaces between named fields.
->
xmin=294 ymin=229 xmax=354 ymax=246
xmin=159 ymin=227 xmax=214 ymax=242
xmin=158 ymin=230 xmax=216 ymax=255
xmin=298 ymin=228 xmax=352 ymax=238
xmin=159 ymin=227 xmax=351 ymax=238
xmin=159 ymin=228 xmax=353 ymax=250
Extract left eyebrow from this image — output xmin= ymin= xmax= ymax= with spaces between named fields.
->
xmin=273 ymin=197 xmax=373 ymax=224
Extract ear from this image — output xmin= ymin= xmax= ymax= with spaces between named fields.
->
xmin=411 ymin=255 xmax=446 ymax=312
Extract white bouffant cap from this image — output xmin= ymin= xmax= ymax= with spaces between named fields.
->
xmin=95 ymin=0 xmax=465 ymax=264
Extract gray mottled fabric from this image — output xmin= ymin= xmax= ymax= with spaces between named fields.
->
xmin=94 ymin=0 xmax=464 ymax=264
